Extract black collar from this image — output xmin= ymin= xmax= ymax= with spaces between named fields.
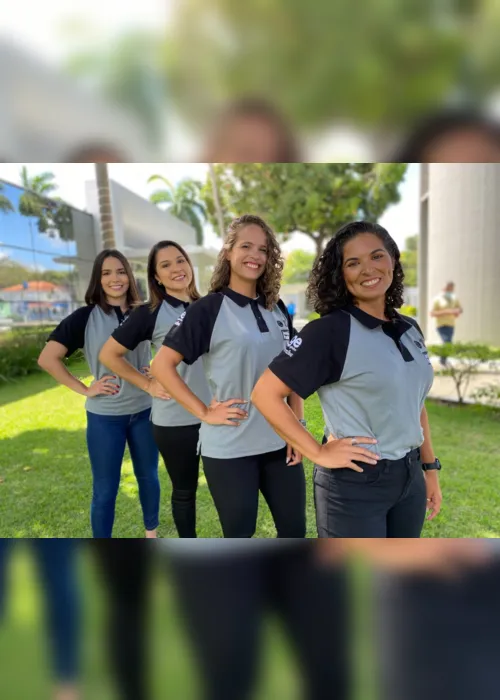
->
xmin=346 ymin=304 xmax=411 ymax=339
xmin=222 ymin=287 xmax=266 ymax=308
xmin=163 ymin=292 xmax=190 ymax=309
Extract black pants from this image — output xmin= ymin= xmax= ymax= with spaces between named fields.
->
xmin=314 ymin=447 xmax=427 ymax=537
xmin=378 ymin=560 xmax=500 ymax=700
xmin=168 ymin=543 xmax=348 ymax=700
xmin=92 ymin=541 xmax=152 ymax=700
xmin=202 ymin=447 xmax=306 ymax=538
xmin=152 ymin=423 xmax=200 ymax=538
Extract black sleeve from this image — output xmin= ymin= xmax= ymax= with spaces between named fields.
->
xmin=112 ymin=304 xmax=157 ymax=350
xmin=162 ymin=294 xmax=223 ymax=365
xmin=277 ymin=299 xmax=297 ymax=339
xmin=402 ymin=315 xmax=425 ymax=340
xmin=47 ymin=305 xmax=94 ymax=357
xmin=268 ymin=311 xmax=351 ymax=399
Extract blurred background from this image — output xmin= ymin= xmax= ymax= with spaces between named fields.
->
xmin=0 ymin=539 xmax=499 ymax=700
xmin=2 ymin=0 xmax=500 ymax=162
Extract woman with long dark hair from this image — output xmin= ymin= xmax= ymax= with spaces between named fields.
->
xmin=99 ymin=241 xmax=211 ymax=538
xmin=38 ymin=250 xmax=159 ymax=538
xmin=252 ymin=221 xmax=442 ymax=538
xmin=151 ymin=214 xmax=306 ymax=538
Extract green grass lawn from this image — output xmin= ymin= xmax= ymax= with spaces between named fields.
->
xmin=1 ymin=363 xmax=500 ymax=537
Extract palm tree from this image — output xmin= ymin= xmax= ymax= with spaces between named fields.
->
xmin=0 ymin=181 xmax=14 ymax=214
xmin=147 ymin=175 xmax=207 ymax=245
xmin=18 ymin=167 xmax=58 ymax=218
xmin=17 ymin=167 xmax=73 ymax=241
xmin=94 ymin=163 xmax=116 ymax=249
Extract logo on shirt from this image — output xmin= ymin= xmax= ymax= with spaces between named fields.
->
xmin=284 ymin=336 xmax=302 ymax=357
xmin=277 ymin=318 xmax=290 ymax=343
xmin=174 ymin=311 xmax=186 ymax=327
xmin=413 ymin=338 xmax=432 ymax=366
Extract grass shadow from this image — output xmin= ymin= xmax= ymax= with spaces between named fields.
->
xmin=0 ymin=360 xmax=88 ymax=409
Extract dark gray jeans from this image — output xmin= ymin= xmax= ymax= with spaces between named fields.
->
xmin=314 ymin=447 xmax=427 ymax=537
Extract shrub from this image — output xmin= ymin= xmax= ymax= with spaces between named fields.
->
xmin=400 ymin=304 xmax=417 ymax=317
xmin=427 ymin=342 xmax=500 ymax=404
xmin=0 ymin=326 xmax=83 ymax=383
xmin=472 ymin=383 xmax=500 ymax=407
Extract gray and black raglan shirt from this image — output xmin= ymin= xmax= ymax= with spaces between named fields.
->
xmin=112 ymin=293 xmax=211 ymax=427
xmin=48 ymin=304 xmax=152 ymax=416
xmin=269 ymin=305 xmax=434 ymax=461
xmin=162 ymin=287 xmax=295 ymax=459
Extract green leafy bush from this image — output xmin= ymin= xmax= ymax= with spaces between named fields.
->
xmin=400 ymin=304 xmax=417 ymax=317
xmin=428 ymin=342 xmax=500 ymax=404
xmin=0 ymin=326 xmax=83 ymax=383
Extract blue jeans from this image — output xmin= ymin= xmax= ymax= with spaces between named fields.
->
xmin=437 ymin=325 xmax=454 ymax=366
xmin=86 ymin=409 xmax=160 ymax=537
xmin=0 ymin=540 xmax=80 ymax=682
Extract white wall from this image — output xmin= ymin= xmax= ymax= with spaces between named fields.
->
xmin=424 ymin=163 xmax=500 ymax=346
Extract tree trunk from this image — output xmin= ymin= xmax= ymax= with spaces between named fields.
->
xmin=209 ymin=164 xmax=225 ymax=239
xmin=313 ymin=234 xmax=325 ymax=263
xmin=95 ymin=163 xmax=116 ymax=249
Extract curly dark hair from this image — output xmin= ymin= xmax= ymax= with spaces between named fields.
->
xmin=306 ymin=221 xmax=405 ymax=317
xmin=210 ymin=213 xmax=284 ymax=309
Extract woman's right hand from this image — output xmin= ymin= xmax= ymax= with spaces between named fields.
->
xmin=146 ymin=378 xmax=172 ymax=400
xmin=86 ymin=375 xmax=120 ymax=397
xmin=203 ymin=398 xmax=248 ymax=426
xmin=317 ymin=436 xmax=380 ymax=471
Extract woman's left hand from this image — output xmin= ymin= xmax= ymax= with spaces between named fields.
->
xmin=286 ymin=444 xmax=302 ymax=465
xmin=425 ymin=471 xmax=442 ymax=520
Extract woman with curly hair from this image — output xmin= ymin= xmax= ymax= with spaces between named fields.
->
xmin=151 ymin=214 xmax=306 ymax=538
xmin=252 ymin=221 xmax=441 ymax=538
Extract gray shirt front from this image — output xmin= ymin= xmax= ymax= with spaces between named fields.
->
xmin=270 ymin=305 xmax=434 ymax=461
xmin=112 ymin=295 xmax=211 ymax=427
xmin=163 ymin=287 xmax=295 ymax=459
xmin=48 ymin=304 xmax=152 ymax=416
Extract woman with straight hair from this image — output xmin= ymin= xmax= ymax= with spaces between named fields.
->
xmin=38 ymin=250 xmax=159 ymax=538
xmin=252 ymin=221 xmax=441 ymax=538
xmin=100 ymin=241 xmax=211 ymax=538
xmin=151 ymin=214 xmax=306 ymax=538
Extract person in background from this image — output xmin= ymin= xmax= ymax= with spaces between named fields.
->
xmin=430 ymin=281 xmax=462 ymax=367
xmin=287 ymin=300 xmax=297 ymax=324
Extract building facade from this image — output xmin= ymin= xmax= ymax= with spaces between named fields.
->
xmin=0 ymin=176 xmax=217 ymax=329
xmin=419 ymin=163 xmax=500 ymax=346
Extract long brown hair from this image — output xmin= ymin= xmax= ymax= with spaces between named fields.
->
xmin=210 ymin=214 xmax=283 ymax=309
xmin=85 ymin=249 xmax=141 ymax=312
xmin=147 ymin=241 xmax=201 ymax=310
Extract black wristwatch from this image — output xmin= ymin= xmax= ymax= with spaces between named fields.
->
xmin=422 ymin=458 xmax=442 ymax=472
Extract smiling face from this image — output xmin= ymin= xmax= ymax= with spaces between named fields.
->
xmin=226 ymin=224 xmax=269 ymax=284
xmin=101 ymin=256 xmax=130 ymax=303
xmin=154 ymin=245 xmax=193 ymax=295
xmin=342 ymin=233 xmax=395 ymax=305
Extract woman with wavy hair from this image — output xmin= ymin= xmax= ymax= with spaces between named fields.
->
xmin=252 ymin=221 xmax=441 ymax=538
xmin=151 ymin=214 xmax=306 ymax=538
